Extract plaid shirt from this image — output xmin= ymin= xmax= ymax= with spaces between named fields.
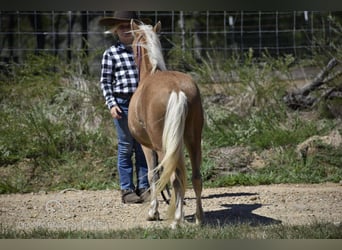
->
xmin=100 ymin=41 xmax=139 ymax=109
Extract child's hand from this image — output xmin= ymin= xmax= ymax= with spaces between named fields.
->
xmin=110 ymin=105 xmax=122 ymax=119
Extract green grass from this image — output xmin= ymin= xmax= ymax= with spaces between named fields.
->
xmin=1 ymin=222 xmax=341 ymax=239
xmin=1 ymin=51 xmax=341 ymax=194
xmin=0 ymin=53 xmax=118 ymax=193
xmin=204 ymin=144 xmax=342 ymax=188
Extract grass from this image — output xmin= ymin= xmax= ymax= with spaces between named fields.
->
xmin=204 ymin=143 xmax=342 ymax=188
xmin=1 ymin=51 xmax=341 ymax=194
xmin=1 ymin=222 xmax=341 ymax=239
xmin=0 ymin=54 xmax=119 ymax=193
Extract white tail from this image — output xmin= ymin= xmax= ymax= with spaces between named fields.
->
xmin=155 ymin=90 xmax=188 ymax=217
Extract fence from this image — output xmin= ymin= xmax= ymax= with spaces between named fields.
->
xmin=0 ymin=11 xmax=341 ymax=74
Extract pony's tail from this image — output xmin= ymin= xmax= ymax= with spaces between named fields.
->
xmin=155 ymin=90 xmax=187 ymax=219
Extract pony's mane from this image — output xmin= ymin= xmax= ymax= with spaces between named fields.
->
xmin=137 ymin=24 xmax=167 ymax=73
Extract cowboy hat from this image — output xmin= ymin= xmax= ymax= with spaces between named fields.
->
xmin=98 ymin=11 xmax=152 ymax=27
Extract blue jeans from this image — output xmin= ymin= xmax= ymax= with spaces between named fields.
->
xmin=113 ymin=97 xmax=149 ymax=191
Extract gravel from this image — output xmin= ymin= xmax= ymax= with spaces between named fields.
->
xmin=1 ymin=183 xmax=341 ymax=231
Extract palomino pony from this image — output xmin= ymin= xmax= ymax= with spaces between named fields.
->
xmin=128 ymin=20 xmax=204 ymax=228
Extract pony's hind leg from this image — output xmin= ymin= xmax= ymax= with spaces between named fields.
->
xmin=170 ymin=169 xmax=185 ymax=229
xmin=186 ymin=139 xmax=204 ymax=225
xmin=142 ymin=147 xmax=160 ymax=221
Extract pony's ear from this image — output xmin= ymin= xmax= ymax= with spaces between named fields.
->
xmin=153 ymin=21 xmax=161 ymax=33
xmin=131 ymin=19 xmax=139 ymax=35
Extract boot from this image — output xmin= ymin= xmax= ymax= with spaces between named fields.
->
xmin=136 ymin=188 xmax=151 ymax=203
xmin=121 ymin=189 xmax=142 ymax=204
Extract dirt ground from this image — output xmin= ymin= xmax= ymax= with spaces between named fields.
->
xmin=1 ymin=182 xmax=341 ymax=232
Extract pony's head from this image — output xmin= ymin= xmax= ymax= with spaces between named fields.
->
xmin=131 ymin=20 xmax=166 ymax=73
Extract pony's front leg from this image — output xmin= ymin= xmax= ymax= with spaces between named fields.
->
xmin=142 ymin=147 xmax=160 ymax=221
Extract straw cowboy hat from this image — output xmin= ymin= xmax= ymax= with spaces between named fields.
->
xmin=98 ymin=11 xmax=152 ymax=27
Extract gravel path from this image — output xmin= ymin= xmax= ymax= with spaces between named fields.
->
xmin=1 ymin=183 xmax=341 ymax=231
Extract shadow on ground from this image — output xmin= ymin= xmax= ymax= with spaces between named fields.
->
xmin=185 ymin=192 xmax=282 ymax=226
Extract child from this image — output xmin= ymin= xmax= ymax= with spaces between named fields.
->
xmin=99 ymin=11 xmax=151 ymax=203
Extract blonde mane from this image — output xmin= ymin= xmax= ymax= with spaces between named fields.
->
xmin=137 ymin=24 xmax=167 ymax=73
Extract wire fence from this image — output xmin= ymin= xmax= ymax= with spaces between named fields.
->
xmin=0 ymin=11 xmax=341 ymax=74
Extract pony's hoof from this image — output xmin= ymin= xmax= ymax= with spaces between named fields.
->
xmin=147 ymin=212 xmax=160 ymax=221
xmin=195 ymin=215 xmax=204 ymax=226
xmin=170 ymin=221 xmax=181 ymax=229
xmin=195 ymin=218 xmax=204 ymax=226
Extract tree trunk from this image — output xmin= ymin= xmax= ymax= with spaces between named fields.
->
xmin=283 ymin=58 xmax=341 ymax=110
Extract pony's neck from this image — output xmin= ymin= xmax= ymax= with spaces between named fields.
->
xmin=139 ymin=53 xmax=155 ymax=80
xmin=135 ymin=24 xmax=167 ymax=81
